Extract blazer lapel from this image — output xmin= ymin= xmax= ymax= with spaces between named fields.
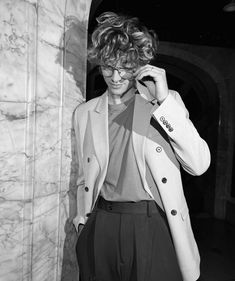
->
xmin=89 ymin=91 xmax=109 ymax=175
xmin=132 ymin=93 xmax=158 ymax=187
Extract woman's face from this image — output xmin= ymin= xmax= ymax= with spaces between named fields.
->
xmin=100 ymin=63 xmax=136 ymax=98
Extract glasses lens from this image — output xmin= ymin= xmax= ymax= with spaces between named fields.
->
xmin=100 ymin=65 xmax=134 ymax=79
xmin=119 ymin=69 xmax=134 ymax=79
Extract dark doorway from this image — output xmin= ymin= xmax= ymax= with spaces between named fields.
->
xmin=154 ymin=55 xmax=220 ymax=217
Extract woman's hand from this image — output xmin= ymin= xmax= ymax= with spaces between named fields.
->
xmin=134 ymin=64 xmax=169 ymax=103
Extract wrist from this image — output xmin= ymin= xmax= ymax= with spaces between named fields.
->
xmin=157 ymin=94 xmax=168 ymax=105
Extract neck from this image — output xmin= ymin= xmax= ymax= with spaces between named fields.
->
xmin=108 ymin=87 xmax=136 ymax=105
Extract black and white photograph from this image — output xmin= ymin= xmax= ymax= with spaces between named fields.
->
xmin=0 ymin=1 xmax=234 ymax=281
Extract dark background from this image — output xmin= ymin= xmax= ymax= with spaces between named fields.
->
xmin=89 ymin=0 xmax=235 ymax=49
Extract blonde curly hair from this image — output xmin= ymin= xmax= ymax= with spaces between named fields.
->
xmin=88 ymin=11 xmax=158 ymax=68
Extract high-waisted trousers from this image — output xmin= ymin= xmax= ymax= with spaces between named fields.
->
xmin=76 ymin=196 xmax=183 ymax=281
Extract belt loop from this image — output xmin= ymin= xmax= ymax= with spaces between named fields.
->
xmin=147 ymin=201 xmax=152 ymax=217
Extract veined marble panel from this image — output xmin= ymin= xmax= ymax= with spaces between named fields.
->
xmin=0 ymin=0 xmax=36 ymax=103
xmin=0 ymin=101 xmax=29 ymax=201
xmin=0 ymin=200 xmax=25 ymax=281
xmin=59 ymin=191 xmax=79 ymax=281
xmin=33 ymin=104 xmax=61 ymax=185
xmin=36 ymin=0 xmax=87 ymax=106
xmin=0 ymin=0 xmax=86 ymax=105
xmin=31 ymin=193 xmax=60 ymax=281
xmin=60 ymin=106 xmax=78 ymax=187
xmin=0 ymin=0 xmax=92 ymax=280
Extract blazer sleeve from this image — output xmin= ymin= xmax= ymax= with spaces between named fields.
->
xmin=151 ymin=90 xmax=211 ymax=176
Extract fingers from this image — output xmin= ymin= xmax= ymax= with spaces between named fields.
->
xmin=134 ymin=64 xmax=169 ymax=101
xmin=134 ymin=65 xmax=166 ymax=82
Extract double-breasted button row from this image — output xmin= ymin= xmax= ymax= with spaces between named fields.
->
xmin=85 ymin=158 xmax=91 ymax=193
xmin=159 ymin=116 xmax=174 ymax=132
xmin=160 ymin=178 xmax=177 ymax=216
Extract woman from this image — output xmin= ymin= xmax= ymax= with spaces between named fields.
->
xmin=72 ymin=11 xmax=210 ymax=281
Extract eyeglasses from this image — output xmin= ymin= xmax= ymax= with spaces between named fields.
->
xmin=100 ymin=65 xmax=135 ymax=80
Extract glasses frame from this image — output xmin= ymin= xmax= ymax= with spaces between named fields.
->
xmin=100 ymin=65 xmax=135 ymax=80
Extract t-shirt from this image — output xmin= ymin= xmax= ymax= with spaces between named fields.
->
xmin=100 ymin=94 xmax=164 ymax=206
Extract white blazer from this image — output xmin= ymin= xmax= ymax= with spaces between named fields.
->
xmin=72 ymin=82 xmax=211 ymax=281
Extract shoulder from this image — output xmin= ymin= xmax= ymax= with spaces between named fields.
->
xmin=76 ymin=97 xmax=99 ymax=113
xmin=72 ymin=98 xmax=97 ymax=132
xmin=73 ymin=95 xmax=101 ymax=122
xmin=72 ymin=92 xmax=106 ymax=128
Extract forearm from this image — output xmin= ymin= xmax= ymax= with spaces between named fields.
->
xmin=151 ymin=91 xmax=211 ymax=175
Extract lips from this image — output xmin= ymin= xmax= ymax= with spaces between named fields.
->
xmin=110 ymin=83 xmax=122 ymax=89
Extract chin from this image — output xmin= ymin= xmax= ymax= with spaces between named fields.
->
xmin=110 ymin=88 xmax=126 ymax=96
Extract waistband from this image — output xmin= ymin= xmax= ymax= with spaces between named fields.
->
xmin=96 ymin=196 xmax=159 ymax=217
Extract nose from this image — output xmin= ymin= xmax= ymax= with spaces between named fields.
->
xmin=111 ymin=69 xmax=121 ymax=82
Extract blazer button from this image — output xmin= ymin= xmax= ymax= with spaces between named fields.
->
xmin=160 ymin=116 xmax=165 ymax=122
xmin=171 ymin=209 xmax=177 ymax=216
xmin=156 ymin=146 xmax=162 ymax=153
xmin=85 ymin=186 xmax=89 ymax=192
xmin=161 ymin=177 xmax=167 ymax=183
xmin=169 ymin=127 xmax=174 ymax=132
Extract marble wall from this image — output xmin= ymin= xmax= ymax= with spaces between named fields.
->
xmin=0 ymin=0 xmax=91 ymax=280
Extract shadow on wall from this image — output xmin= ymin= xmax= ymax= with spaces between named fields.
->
xmin=55 ymin=15 xmax=87 ymax=95
xmin=60 ymin=118 xmax=80 ymax=281
xmin=55 ymin=16 xmax=88 ymax=281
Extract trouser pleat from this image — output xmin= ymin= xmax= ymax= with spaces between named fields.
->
xmin=76 ymin=199 xmax=183 ymax=281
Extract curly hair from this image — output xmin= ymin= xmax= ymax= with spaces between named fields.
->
xmin=88 ymin=11 xmax=158 ymax=68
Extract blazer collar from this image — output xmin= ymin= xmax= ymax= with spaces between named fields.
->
xmin=94 ymin=90 xmax=108 ymax=114
xmin=89 ymin=91 xmax=109 ymax=174
xmin=91 ymin=82 xmax=159 ymax=139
